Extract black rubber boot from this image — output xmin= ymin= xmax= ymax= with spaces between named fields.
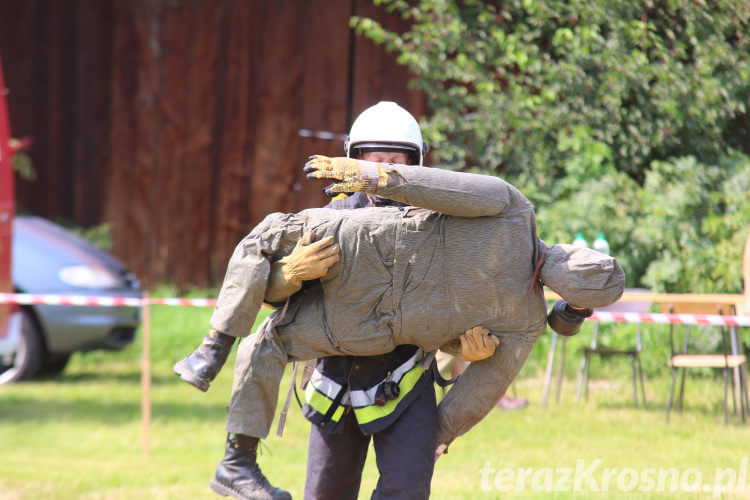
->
xmin=210 ymin=433 xmax=292 ymax=500
xmin=173 ymin=329 xmax=235 ymax=392
xmin=547 ymin=300 xmax=593 ymax=337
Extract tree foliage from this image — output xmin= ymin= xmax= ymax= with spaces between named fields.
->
xmin=354 ymin=0 xmax=750 ymax=292
xmin=538 ymin=154 xmax=750 ymax=293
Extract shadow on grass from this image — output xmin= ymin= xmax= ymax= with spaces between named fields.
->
xmin=592 ymin=397 xmax=746 ymax=424
xmin=44 ymin=364 xmax=207 ymax=386
xmin=0 ymin=394 xmax=225 ymax=424
xmin=585 ymin=400 xmax=660 ymax=411
xmin=57 ymin=370 xmax=176 ymax=385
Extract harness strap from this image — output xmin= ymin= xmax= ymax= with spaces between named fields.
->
xmin=276 ymin=361 xmax=298 ymax=437
xmin=300 ymin=359 xmax=317 ymax=388
xmin=524 ymin=247 xmax=547 ymax=304
xmin=422 ymin=350 xmax=458 ymax=387
xmin=320 ymin=383 xmax=349 ymax=425
xmin=431 ymin=358 xmax=459 ymax=388
xmin=421 ymin=350 xmax=436 ymax=370
xmin=291 ymin=358 xmax=317 ymax=416
xmin=272 ymin=297 xmax=295 ymax=437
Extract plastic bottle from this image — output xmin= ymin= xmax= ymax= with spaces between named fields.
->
xmin=572 ymin=233 xmax=588 ymax=248
xmin=592 ymin=233 xmax=610 ymax=256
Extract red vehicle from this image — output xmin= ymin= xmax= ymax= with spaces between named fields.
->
xmin=0 ymin=53 xmax=21 ymax=367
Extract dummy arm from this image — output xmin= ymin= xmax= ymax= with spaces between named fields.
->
xmin=304 ymin=155 xmax=512 ymax=217
xmin=433 ymin=327 xmax=500 ymax=459
xmin=264 ymin=231 xmax=340 ymax=303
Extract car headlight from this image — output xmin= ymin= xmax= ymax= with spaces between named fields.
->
xmin=58 ymin=265 xmax=122 ymax=289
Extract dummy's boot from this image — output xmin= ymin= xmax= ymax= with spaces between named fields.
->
xmin=173 ymin=329 xmax=235 ymax=392
xmin=210 ymin=433 xmax=292 ymax=500
xmin=547 ymin=300 xmax=593 ymax=337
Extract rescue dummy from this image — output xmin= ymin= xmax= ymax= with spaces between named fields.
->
xmin=175 ymin=155 xmax=624 ymax=459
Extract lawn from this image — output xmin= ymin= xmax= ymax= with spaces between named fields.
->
xmin=1 ymin=298 xmax=748 ymax=499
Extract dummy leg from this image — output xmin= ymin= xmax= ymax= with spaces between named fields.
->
xmin=226 ymin=290 xmax=339 ymax=437
xmin=212 ymin=292 xmax=340 ymax=500
xmin=174 ymin=213 xmax=306 ymax=391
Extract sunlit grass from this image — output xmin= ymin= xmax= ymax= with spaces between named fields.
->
xmin=1 ymin=295 xmax=748 ymax=499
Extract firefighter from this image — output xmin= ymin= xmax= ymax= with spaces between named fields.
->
xmin=297 ymin=102 xmax=487 ymax=500
xmin=186 ymin=102 xmax=498 ymax=500
xmin=175 ymin=113 xmax=625 ymax=498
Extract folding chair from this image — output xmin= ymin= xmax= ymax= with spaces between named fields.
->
xmin=665 ymin=302 xmax=748 ymax=425
xmin=576 ymin=289 xmax=651 ymax=405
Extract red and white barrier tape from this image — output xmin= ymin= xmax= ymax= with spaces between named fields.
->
xmin=148 ymin=297 xmax=217 ymax=307
xmin=1 ymin=292 xmax=749 ymax=326
xmin=0 ymin=292 xmax=215 ymax=308
xmin=590 ymin=311 xmax=750 ymax=327
xmin=0 ymin=292 xmax=144 ymax=307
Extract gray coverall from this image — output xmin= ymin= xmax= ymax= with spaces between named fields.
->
xmin=217 ymin=165 xmax=625 ymax=446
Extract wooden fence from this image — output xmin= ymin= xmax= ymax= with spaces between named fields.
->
xmin=0 ymin=0 xmax=424 ymax=286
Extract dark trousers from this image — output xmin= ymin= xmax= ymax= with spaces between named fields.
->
xmin=304 ymin=383 xmax=437 ymax=500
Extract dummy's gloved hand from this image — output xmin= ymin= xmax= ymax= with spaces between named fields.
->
xmin=304 ymin=155 xmax=389 ymax=196
xmin=547 ymin=300 xmax=593 ymax=337
xmin=265 ymin=231 xmax=339 ymax=303
xmin=456 ymin=326 xmax=499 ymax=362
xmin=279 ymin=230 xmax=340 ymax=285
xmin=439 ymin=326 xmax=499 ymax=362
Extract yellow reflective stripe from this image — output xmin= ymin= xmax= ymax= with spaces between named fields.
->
xmin=349 ymin=350 xmax=421 ymax=406
xmin=331 ymin=193 xmax=349 ymax=201
xmin=353 ymin=364 xmax=424 ymax=425
xmin=305 ymin=380 xmax=345 ymax=423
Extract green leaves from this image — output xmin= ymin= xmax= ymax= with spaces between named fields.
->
xmin=534 ymin=154 xmax=750 ymax=293
xmin=358 ymin=0 xmax=749 ymax=177
xmin=356 ymin=0 xmax=750 ymax=292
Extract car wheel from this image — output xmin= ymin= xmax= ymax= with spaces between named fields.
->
xmin=38 ymin=353 xmax=71 ymax=376
xmin=0 ymin=309 xmax=43 ymax=384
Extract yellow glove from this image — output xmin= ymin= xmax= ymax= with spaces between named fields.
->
xmin=456 ymin=326 xmax=499 ymax=362
xmin=265 ymin=231 xmax=339 ymax=303
xmin=438 ymin=326 xmax=499 ymax=362
xmin=304 ymin=155 xmax=389 ymax=195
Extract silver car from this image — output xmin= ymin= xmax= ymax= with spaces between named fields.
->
xmin=0 ymin=215 xmax=141 ymax=383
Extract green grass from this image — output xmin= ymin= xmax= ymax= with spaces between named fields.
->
xmin=1 ymin=296 xmax=749 ymax=499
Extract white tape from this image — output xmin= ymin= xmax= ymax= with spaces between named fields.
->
xmin=0 ymin=293 xmax=747 ymax=325
xmin=591 ymin=311 xmax=750 ymax=327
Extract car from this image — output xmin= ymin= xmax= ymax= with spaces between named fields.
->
xmin=0 ymin=215 xmax=141 ymax=384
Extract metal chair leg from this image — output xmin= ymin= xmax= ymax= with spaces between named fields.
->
xmin=729 ymin=368 xmax=739 ymax=415
xmin=678 ymin=367 xmax=687 ymax=411
xmin=542 ymin=332 xmax=558 ymax=409
xmin=666 ymin=366 xmax=679 ymax=423
xmin=637 ymin=356 xmax=647 ymax=405
xmin=631 ymin=355 xmax=638 ymax=407
xmin=576 ymin=351 xmax=589 ymax=403
xmin=555 ymin=338 xmax=567 ymax=404
xmin=742 ymin=364 xmax=749 ymax=424
xmin=729 ymin=325 xmax=743 ymax=416
xmin=723 ymin=366 xmax=729 ymax=426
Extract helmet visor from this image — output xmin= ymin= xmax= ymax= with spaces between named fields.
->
xmin=351 ymin=142 xmax=420 ymax=164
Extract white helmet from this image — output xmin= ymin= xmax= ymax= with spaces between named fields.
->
xmin=345 ymin=101 xmax=428 ymax=165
